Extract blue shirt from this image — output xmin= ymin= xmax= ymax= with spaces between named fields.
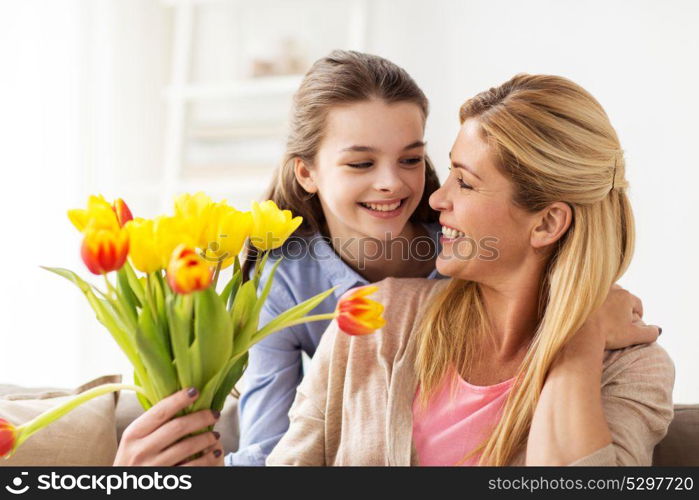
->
xmin=225 ymin=223 xmax=444 ymax=466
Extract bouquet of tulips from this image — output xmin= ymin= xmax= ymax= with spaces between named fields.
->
xmin=0 ymin=193 xmax=385 ymax=460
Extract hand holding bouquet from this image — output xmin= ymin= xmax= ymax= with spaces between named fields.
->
xmin=1 ymin=193 xmax=385 ymax=460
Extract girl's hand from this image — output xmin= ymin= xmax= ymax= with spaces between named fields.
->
xmin=581 ymin=284 xmax=661 ymax=351
xmin=113 ymin=387 xmax=225 ymax=466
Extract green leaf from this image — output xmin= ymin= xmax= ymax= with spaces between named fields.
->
xmin=133 ymin=370 xmax=152 ymax=411
xmin=166 ymin=294 xmax=194 ymax=390
xmin=135 ymin=299 xmax=178 ymax=401
xmin=253 ymin=286 xmax=337 ymax=345
xmin=211 ymin=351 xmax=248 ymax=411
xmin=123 ymin=261 xmax=145 ymax=306
xmin=191 ymin=351 xmax=246 ymax=413
xmin=220 ymin=268 xmax=242 ymax=308
xmin=41 ymin=266 xmax=92 ymax=294
xmin=116 ymin=268 xmax=139 ymax=326
xmin=232 ymin=257 xmax=283 ymax=356
xmin=189 ymin=287 xmax=233 ymax=390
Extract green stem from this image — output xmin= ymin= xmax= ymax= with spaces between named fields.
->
xmin=14 ymin=384 xmax=149 ymax=450
xmin=212 ymin=260 xmax=223 ymax=289
xmin=103 ymin=273 xmax=117 ymax=299
xmin=145 ymin=274 xmax=159 ymax=321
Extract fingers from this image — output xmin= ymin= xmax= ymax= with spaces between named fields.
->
xmin=159 ymin=430 xmax=221 ymax=466
xmin=126 ymin=387 xmax=199 ymax=439
xmin=144 ymin=408 xmax=220 ymax=453
xmin=630 ymin=321 xmax=660 ymax=345
xmin=180 ymin=445 xmax=224 ymax=466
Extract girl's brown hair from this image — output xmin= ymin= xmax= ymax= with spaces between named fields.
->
xmin=242 ymin=50 xmax=440 ymax=277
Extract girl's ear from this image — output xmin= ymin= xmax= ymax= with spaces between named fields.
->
xmin=294 ymin=158 xmax=318 ymax=194
xmin=530 ymin=202 xmax=573 ymax=249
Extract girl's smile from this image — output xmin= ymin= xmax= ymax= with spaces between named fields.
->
xmin=357 ymin=197 xmax=408 ymax=219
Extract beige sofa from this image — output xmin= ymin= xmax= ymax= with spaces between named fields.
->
xmin=2 ymin=377 xmax=698 ymax=466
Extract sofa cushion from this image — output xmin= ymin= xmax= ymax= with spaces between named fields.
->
xmin=653 ymin=404 xmax=699 ymax=466
xmin=0 ymin=375 xmax=121 ymax=466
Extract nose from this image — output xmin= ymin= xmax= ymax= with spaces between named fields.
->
xmin=373 ymin=164 xmax=405 ymax=193
xmin=429 ymin=183 xmax=452 ymax=212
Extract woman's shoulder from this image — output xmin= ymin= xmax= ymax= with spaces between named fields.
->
xmin=601 ymin=342 xmax=675 ymax=393
xmin=372 ymin=276 xmax=449 ymax=308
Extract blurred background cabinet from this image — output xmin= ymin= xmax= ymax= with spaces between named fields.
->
xmin=156 ymin=0 xmax=369 ymax=213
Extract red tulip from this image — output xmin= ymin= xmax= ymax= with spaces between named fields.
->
xmin=0 ymin=418 xmax=17 ymax=458
xmin=336 ymin=285 xmax=385 ymax=335
xmin=166 ymin=245 xmax=213 ymax=294
xmin=112 ymin=198 xmax=133 ymax=227
xmin=80 ymin=227 xmax=130 ymax=275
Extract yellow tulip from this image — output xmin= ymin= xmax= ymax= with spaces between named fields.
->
xmin=68 ymin=195 xmax=120 ymax=233
xmin=124 ymin=218 xmax=161 ymax=274
xmin=173 ymin=192 xmax=214 ymax=249
xmin=154 ymin=215 xmax=197 ymax=270
xmin=202 ymin=204 xmax=252 ymax=269
xmin=250 ymin=200 xmax=303 ymax=251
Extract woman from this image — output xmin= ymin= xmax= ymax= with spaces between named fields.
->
xmin=266 ymin=74 xmax=674 ymax=466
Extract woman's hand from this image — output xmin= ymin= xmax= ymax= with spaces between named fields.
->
xmin=582 ymin=284 xmax=661 ymax=351
xmin=113 ymin=387 xmax=225 ymax=466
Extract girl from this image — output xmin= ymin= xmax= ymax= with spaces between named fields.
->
xmin=113 ymin=60 xmax=656 ymax=467
xmin=266 ymin=74 xmax=672 ymax=466
xmin=230 ymin=50 xmax=444 ymax=465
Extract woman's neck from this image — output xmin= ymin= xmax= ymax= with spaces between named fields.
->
xmin=478 ymin=267 xmax=546 ymax=360
xmin=324 ymin=221 xmax=436 ymax=283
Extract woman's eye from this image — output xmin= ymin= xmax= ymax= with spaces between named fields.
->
xmin=347 ymin=162 xmax=373 ymax=169
xmin=457 ymin=178 xmax=473 ymax=190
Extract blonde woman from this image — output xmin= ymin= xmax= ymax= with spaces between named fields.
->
xmin=266 ymin=74 xmax=674 ymax=466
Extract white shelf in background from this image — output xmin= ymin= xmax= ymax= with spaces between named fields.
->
xmin=121 ymin=177 xmax=272 ymax=198
xmin=164 ymin=75 xmax=303 ymax=101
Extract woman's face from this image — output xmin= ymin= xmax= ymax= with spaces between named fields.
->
xmin=430 ymin=119 xmax=537 ymax=285
xmin=298 ymin=99 xmax=427 ymax=242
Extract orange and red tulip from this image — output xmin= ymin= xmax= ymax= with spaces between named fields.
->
xmin=0 ymin=418 xmax=17 ymax=458
xmin=336 ymin=285 xmax=385 ymax=335
xmin=167 ymin=245 xmax=213 ymax=294
xmin=80 ymin=227 xmax=130 ymax=275
xmin=112 ymin=198 xmax=133 ymax=228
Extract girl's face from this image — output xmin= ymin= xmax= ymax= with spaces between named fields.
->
xmin=429 ymin=119 xmax=536 ymax=285
xmin=297 ymin=99 xmax=427 ymax=242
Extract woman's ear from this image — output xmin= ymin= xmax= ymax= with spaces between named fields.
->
xmin=530 ymin=202 xmax=573 ymax=249
xmin=293 ymin=158 xmax=318 ymax=194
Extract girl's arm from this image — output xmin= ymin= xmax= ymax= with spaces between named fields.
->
xmin=230 ymin=321 xmax=304 ymax=465
xmin=266 ymin=320 xmax=338 ymax=466
xmin=228 ymin=270 xmax=307 ymax=466
xmin=526 ymin=286 xmax=673 ymax=465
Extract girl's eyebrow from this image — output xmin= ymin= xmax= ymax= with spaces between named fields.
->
xmin=339 ymin=140 xmax=426 ymax=153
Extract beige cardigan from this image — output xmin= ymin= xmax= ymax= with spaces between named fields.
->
xmin=267 ymin=278 xmax=675 ymax=466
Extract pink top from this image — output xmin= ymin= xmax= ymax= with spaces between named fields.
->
xmin=412 ymin=366 xmax=515 ymax=466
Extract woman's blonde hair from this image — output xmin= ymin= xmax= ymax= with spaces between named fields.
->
xmin=415 ymin=74 xmax=635 ymax=465
xmin=242 ymin=50 xmax=440 ymax=278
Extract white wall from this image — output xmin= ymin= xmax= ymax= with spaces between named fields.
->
xmin=1 ymin=0 xmax=697 ymax=404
